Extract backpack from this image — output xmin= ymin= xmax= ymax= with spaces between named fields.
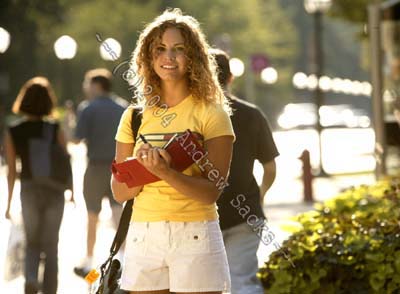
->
xmin=29 ymin=122 xmax=72 ymax=191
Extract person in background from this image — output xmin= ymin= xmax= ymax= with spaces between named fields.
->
xmin=72 ymin=68 xmax=128 ymax=276
xmin=211 ymin=49 xmax=279 ymax=294
xmin=61 ymin=99 xmax=77 ymax=143
xmin=394 ymin=97 xmax=400 ymax=126
xmin=4 ymin=77 xmax=68 ymax=294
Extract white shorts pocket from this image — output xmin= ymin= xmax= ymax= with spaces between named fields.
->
xmin=126 ymin=226 xmax=147 ymax=256
xmin=182 ymin=229 xmax=210 ymax=254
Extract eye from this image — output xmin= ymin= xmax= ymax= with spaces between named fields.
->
xmin=175 ymin=46 xmax=185 ymax=52
xmin=155 ymin=46 xmax=165 ymax=53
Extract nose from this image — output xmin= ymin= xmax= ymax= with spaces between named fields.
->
xmin=165 ymin=49 xmax=176 ymax=60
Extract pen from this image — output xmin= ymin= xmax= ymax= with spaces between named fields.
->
xmin=139 ymin=134 xmax=148 ymax=144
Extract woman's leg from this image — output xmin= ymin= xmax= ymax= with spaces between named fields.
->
xmin=39 ymin=186 xmax=65 ymax=294
xmin=20 ymin=183 xmax=41 ymax=293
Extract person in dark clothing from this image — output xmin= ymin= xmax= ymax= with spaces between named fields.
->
xmin=4 ymin=76 xmax=69 ymax=294
xmin=72 ymin=68 xmax=128 ymax=276
xmin=211 ymin=49 xmax=279 ymax=294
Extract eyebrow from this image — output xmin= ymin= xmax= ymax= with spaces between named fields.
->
xmin=159 ymin=43 xmax=185 ymax=46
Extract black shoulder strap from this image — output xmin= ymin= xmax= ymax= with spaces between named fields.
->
xmin=130 ymin=106 xmax=143 ymax=143
xmin=109 ymin=106 xmax=143 ymax=255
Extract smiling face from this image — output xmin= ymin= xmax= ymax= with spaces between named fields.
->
xmin=152 ymin=27 xmax=189 ymax=84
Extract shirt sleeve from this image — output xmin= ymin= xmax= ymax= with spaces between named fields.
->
xmin=203 ymin=104 xmax=235 ymax=141
xmin=255 ymin=108 xmax=279 ymax=164
xmin=74 ymin=107 xmax=89 ymax=140
xmin=115 ymin=107 xmax=135 ymax=144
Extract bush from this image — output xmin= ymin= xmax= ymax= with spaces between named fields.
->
xmin=258 ymin=179 xmax=400 ymax=294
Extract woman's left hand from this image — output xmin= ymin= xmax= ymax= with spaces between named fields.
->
xmin=136 ymin=145 xmax=172 ymax=178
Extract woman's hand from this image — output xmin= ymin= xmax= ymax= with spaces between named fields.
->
xmin=5 ymin=207 xmax=11 ymax=220
xmin=136 ymin=144 xmax=172 ymax=178
xmin=112 ymin=141 xmax=144 ymax=203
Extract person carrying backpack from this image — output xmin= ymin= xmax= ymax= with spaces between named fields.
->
xmin=4 ymin=76 xmax=72 ymax=294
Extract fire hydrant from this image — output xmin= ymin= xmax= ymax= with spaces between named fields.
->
xmin=299 ymin=149 xmax=314 ymax=202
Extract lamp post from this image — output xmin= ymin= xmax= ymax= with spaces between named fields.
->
xmin=54 ymin=35 xmax=77 ymax=102
xmin=229 ymin=58 xmax=245 ymax=78
xmin=261 ymin=67 xmax=278 ymax=85
xmin=0 ymin=27 xmax=11 ymax=54
xmin=99 ymin=37 xmax=122 ymax=61
xmin=0 ymin=27 xmax=11 ymax=157
xmin=304 ymin=0 xmax=332 ymax=176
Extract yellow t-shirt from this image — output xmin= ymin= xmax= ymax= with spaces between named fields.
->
xmin=115 ymin=94 xmax=235 ymax=222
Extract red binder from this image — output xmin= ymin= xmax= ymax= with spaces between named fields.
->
xmin=111 ymin=129 xmax=205 ymax=188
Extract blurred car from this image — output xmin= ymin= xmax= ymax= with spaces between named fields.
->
xmin=277 ymin=103 xmax=371 ymax=130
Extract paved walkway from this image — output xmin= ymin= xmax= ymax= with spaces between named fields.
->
xmin=0 ymin=143 xmax=376 ymax=293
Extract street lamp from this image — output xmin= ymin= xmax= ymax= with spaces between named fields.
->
xmin=99 ymin=38 xmax=121 ymax=61
xmin=54 ymin=35 xmax=77 ymax=60
xmin=229 ymin=58 xmax=245 ymax=77
xmin=304 ymin=0 xmax=332 ymax=176
xmin=261 ymin=67 xmax=278 ymax=84
xmin=304 ymin=0 xmax=332 ymax=14
xmin=0 ymin=27 xmax=10 ymax=149
xmin=0 ymin=27 xmax=11 ymax=54
xmin=54 ymin=35 xmax=77 ymax=101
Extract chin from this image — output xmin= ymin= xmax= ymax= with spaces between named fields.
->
xmin=160 ymin=74 xmax=186 ymax=82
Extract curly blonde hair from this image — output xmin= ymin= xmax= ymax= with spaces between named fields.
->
xmin=131 ymin=8 xmax=230 ymax=112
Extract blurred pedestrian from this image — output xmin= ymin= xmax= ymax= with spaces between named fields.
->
xmin=211 ymin=49 xmax=279 ymax=294
xmin=72 ymin=68 xmax=128 ymax=277
xmin=394 ymin=97 xmax=400 ymax=126
xmin=4 ymin=76 xmax=70 ymax=294
xmin=111 ymin=9 xmax=234 ymax=293
xmin=61 ymin=99 xmax=77 ymax=143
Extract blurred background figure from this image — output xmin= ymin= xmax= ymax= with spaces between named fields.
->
xmin=4 ymin=77 xmax=69 ymax=294
xmin=211 ymin=49 xmax=279 ymax=294
xmin=72 ymin=68 xmax=128 ymax=277
xmin=61 ymin=99 xmax=77 ymax=143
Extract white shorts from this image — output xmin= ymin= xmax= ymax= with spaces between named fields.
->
xmin=121 ymin=220 xmax=231 ymax=292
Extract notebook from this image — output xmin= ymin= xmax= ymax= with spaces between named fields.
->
xmin=111 ymin=129 xmax=205 ymax=188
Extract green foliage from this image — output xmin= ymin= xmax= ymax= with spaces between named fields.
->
xmin=259 ymin=179 xmax=400 ymax=293
xmin=329 ymin=0 xmax=377 ymax=24
xmin=173 ymin=0 xmax=298 ymax=108
xmin=1 ymin=0 xmax=298 ymax=117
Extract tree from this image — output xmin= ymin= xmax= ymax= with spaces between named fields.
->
xmin=329 ymin=0 xmax=378 ymax=24
xmin=173 ymin=0 xmax=299 ymax=115
xmin=56 ymin=0 xmax=299 ymax=117
xmin=1 ymin=0 xmax=299 ymax=125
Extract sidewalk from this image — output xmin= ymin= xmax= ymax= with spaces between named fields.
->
xmin=0 ymin=143 xmax=376 ymax=293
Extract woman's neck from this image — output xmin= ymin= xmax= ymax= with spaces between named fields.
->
xmin=25 ymin=114 xmax=43 ymax=121
xmin=160 ymin=79 xmax=190 ymax=107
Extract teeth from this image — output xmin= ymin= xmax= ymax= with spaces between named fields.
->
xmin=162 ymin=65 xmax=177 ymax=69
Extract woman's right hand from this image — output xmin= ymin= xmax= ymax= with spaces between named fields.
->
xmin=113 ymin=141 xmax=145 ymax=203
xmin=135 ymin=143 xmax=152 ymax=159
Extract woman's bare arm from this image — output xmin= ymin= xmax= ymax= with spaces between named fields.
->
xmin=57 ymin=127 xmax=75 ymax=202
xmin=137 ymin=136 xmax=234 ymax=204
xmin=4 ymin=130 xmax=16 ymax=219
xmin=111 ymin=141 xmax=143 ymax=203
xmin=57 ymin=127 xmax=68 ymax=150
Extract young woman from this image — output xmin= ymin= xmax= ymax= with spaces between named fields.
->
xmin=4 ymin=77 xmax=68 ymax=294
xmin=111 ymin=9 xmax=235 ymax=294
